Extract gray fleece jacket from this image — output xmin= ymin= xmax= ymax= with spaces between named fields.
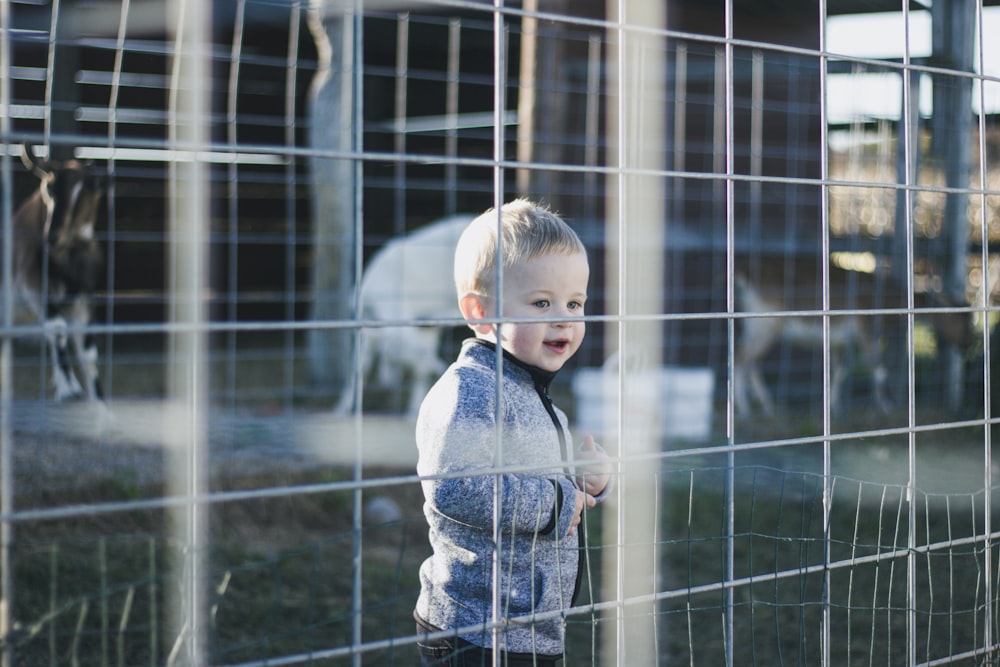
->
xmin=415 ymin=338 xmax=600 ymax=658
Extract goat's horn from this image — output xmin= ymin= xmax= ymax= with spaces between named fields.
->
xmin=20 ymin=144 xmax=51 ymax=181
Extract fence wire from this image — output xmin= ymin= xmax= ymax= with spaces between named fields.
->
xmin=1 ymin=0 xmax=999 ymax=666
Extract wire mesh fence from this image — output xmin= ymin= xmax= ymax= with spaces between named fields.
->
xmin=1 ymin=0 xmax=999 ymax=665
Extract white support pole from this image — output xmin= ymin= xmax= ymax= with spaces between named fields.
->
xmin=166 ymin=1 xmax=210 ymax=663
xmin=604 ymin=0 xmax=665 ymax=664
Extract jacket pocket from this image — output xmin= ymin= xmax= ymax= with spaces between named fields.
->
xmin=502 ymin=567 xmax=544 ymax=615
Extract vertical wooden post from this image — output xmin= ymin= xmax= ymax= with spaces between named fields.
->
xmin=307 ymin=2 xmax=358 ymax=397
xmin=49 ymin=3 xmax=78 ymax=161
xmin=516 ymin=0 xmax=556 ymax=196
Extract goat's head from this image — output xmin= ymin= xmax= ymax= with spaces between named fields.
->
xmin=21 ymin=144 xmax=105 ymax=247
xmin=20 ymin=145 xmax=105 ymax=292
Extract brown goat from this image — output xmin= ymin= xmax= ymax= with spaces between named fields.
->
xmin=7 ymin=145 xmax=105 ymax=402
xmin=733 ymin=256 xmax=972 ymax=417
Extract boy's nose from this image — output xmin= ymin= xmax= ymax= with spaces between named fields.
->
xmin=553 ymin=311 xmax=577 ymax=326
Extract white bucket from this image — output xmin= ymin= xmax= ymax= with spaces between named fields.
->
xmin=572 ymin=364 xmax=715 ymax=441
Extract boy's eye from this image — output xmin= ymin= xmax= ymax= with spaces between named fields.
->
xmin=533 ymin=299 xmax=550 ymax=309
xmin=568 ymin=301 xmax=583 ymax=311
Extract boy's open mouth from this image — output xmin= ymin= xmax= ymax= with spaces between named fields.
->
xmin=546 ymin=339 xmax=569 ymax=352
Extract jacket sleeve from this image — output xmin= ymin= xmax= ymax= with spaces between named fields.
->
xmin=429 ymin=463 xmax=563 ymax=537
xmin=416 ymin=369 xmax=563 ymax=537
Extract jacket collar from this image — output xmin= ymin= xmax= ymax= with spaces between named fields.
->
xmin=464 ymin=338 xmax=558 ymax=392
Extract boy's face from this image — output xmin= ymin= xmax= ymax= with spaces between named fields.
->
xmin=492 ymin=251 xmax=589 ymax=372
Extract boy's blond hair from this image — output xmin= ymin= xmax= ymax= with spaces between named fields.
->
xmin=453 ymin=198 xmax=585 ymax=298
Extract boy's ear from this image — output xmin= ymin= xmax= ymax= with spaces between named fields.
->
xmin=459 ymin=292 xmax=494 ymax=335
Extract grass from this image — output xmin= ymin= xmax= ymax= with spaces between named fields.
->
xmin=8 ymin=470 xmax=430 ymax=666
xmin=8 ymin=434 xmax=1000 ymax=666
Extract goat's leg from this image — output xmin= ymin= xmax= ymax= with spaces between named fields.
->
xmin=71 ymin=329 xmax=104 ymax=401
xmin=828 ymin=354 xmax=890 ymax=415
xmin=871 ymin=363 xmax=891 ymax=413
xmin=331 ymin=382 xmax=356 ymax=415
xmin=827 ymin=354 xmax=847 ymax=414
xmin=399 ymin=328 xmax=446 ymax=419
xmin=331 ymin=345 xmax=358 ymax=414
xmin=733 ymin=366 xmax=748 ymax=416
xmin=733 ymin=362 xmax=753 ymax=416
xmin=856 ymin=326 xmax=892 ymax=414
xmin=734 ymin=361 xmax=775 ymax=417
xmin=45 ymin=317 xmax=84 ymax=400
xmin=20 ymin=292 xmax=81 ymax=400
xmin=332 ymin=329 xmax=369 ymax=415
xmin=746 ymin=363 xmax=775 ymax=417
xmin=67 ymin=300 xmax=104 ymax=401
xmin=355 ymin=326 xmax=445 ymax=417
xmin=735 ymin=317 xmax=780 ymax=417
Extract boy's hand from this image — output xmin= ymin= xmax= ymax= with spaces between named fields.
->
xmin=575 ymin=435 xmax=612 ymax=497
xmin=569 ymin=489 xmax=597 ymax=536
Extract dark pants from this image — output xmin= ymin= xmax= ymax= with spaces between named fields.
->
xmin=416 ymin=623 xmax=561 ymax=667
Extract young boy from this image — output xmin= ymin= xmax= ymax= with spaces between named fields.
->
xmin=414 ymin=199 xmax=612 ymax=666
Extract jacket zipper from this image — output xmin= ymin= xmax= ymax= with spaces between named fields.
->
xmin=533 ymin=380 xmax=586 ymax=606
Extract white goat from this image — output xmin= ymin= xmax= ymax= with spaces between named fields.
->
xmin=334 ymin=214 xmax=470 ymax=417
xmin=733 ymin=257 xmax=971 ymax=417
xmin=6 ymin=145 xmax=105 ymax=402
